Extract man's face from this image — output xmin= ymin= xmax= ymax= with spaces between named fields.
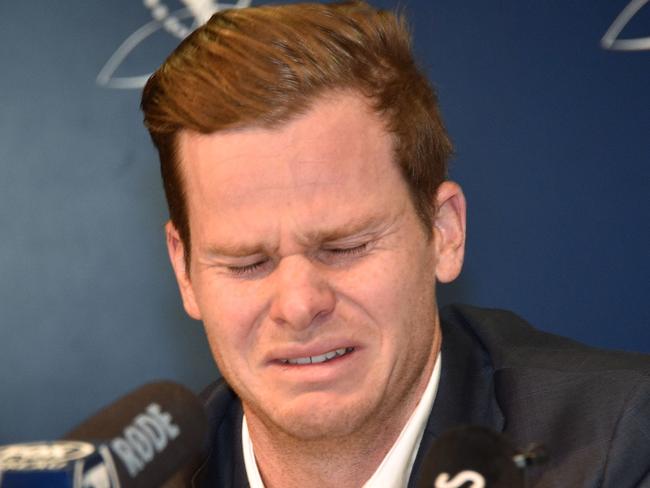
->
xmin=168 ymin=92 xmax=465 ymax=440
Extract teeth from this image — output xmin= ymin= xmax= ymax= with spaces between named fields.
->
xmin=284 ymin=347 xmax=352 ymax=365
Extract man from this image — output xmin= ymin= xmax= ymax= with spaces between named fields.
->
xmin=141 ymin=2 xmax=650 ymax=487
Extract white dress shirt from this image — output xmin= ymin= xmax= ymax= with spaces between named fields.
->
xmin=242 ymin=352 xmax=442 ymax=487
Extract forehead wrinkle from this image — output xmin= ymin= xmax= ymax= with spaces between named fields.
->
xmin=186 ymin=141 xmax=343 ymax=208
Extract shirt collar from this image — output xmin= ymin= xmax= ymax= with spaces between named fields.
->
xmin=241 ymin=352 xmax=442 ymax=488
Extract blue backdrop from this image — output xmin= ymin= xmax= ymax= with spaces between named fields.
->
xmin=1 ymin=0 xmax=648 ymax=443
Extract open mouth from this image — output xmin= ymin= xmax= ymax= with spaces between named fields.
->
xmin=280 ymin=347 xmax=354 ymax=365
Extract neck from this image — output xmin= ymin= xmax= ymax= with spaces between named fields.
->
xmin=245 ymin=333 xmax=441 ymax=488
xmin=247 ymin=416 xmax=393 ymax=487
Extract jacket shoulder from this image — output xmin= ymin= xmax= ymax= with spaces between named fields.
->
xmin=440 ymin=303 xmax=650 ymax=374
xmin=440 ymin=304 xmax=650 ymax=487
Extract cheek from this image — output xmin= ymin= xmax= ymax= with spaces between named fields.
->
xmin=335 ymin=251 xmax=437 ymax=395
xmin=351 ymin=246 xmax=434 ymax=301
xmin=194 ymin=277 xmax=269 ymax=366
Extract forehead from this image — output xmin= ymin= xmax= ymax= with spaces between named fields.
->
xmin=176 ymin=92 xmax=410 ymax=247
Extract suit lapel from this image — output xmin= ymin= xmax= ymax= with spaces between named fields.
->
xmin=408 ymin=312 xmax=504 ymax=486
xmin=193 ymin=382 xmax=249 ymax=488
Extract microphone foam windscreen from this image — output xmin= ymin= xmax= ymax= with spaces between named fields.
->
xmin=64 ymin=381 xmax=207 ymax=488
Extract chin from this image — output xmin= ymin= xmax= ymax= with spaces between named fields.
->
xmin=275 ymin=410 xmax=367 ymax=441
xmin=264 ymin=393 xmax=379 ymax=441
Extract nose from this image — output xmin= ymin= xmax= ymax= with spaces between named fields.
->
xmin=268 ymin=255 xmax=336 ymax=330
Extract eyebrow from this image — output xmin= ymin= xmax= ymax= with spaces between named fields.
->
xmin=202 ymin=242 xmax=271 ymax=260
xmin=300 ymin=214 xmax=387 ymax=245
xmin=201 ymin=214 xmax=389 ymax=260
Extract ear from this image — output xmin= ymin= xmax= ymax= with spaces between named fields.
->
xmin=165 ymin=221 xmax=202 ymax=320
xmin=432 ymin=181 xmax=467 ymax=283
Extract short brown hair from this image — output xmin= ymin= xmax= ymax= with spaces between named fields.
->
xmin=142 ymin=1 xmax=452 ymax=265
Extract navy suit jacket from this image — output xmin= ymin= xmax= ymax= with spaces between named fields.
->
xmin=188 ymin=305 xmax=650 ymax=487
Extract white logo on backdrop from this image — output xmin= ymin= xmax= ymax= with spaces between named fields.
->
xmin=602 ymin=0 xmax=650 ymax=51
xmin=97 ymin=0 xmax=252 ymax=89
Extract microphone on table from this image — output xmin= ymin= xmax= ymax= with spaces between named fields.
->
xmin=0 ymin=381 xmax=207 ymax=488
xmin=415 ymin=426 xmax=548 ymax=488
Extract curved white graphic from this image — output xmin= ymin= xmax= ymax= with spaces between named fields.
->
xmin=602 ymin=0 xmax=650 ymax=51
xmin=97 ymin=0 xmax=252 ymax=89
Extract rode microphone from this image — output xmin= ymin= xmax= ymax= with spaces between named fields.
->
xmin=0 ymin=381 xmax=207 ymax=488
xmin=415 ymin=426 xmax=547 ymax=488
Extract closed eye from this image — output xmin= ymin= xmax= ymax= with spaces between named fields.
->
xmin=327 ymin=243 xmax=368 ymax=256
xmin=319 ymin=243 xmax=372 ymax=267
xmin=227 ymin=259 xmax=270 ymax=277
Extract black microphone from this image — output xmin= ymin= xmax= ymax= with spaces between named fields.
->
xmin=415 ymin=426 xmax=547 ymax=488
xmin=0 ymin=381 xmax=207 ymax=488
